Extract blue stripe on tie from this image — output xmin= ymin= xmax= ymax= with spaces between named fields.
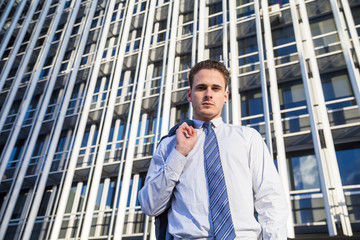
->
xmin=210 ymin=184 xmax=226 ymax=207
xmin=214 ymin=209 xmax=231 ymax=234
xmin=206 ymin=151 xmax=220 ymax=171
xmin=221 ymin=224 xmax=235 ymax=240
xmin=203 ymin=122 xmax=235 ymax=240
xmin=212 ymin=198 xmax=228 ymax=221
xmin=209 ymin=173 xmax=224 ymax=196
xmin=208 ymin=161 xmax=221 ymax=183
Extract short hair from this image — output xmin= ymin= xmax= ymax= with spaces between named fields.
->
xmin=188 ymin=59 xmax=230 ymax=89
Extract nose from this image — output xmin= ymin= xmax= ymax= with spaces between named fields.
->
xmin=204 ymin=87 xmax=213 ymax=99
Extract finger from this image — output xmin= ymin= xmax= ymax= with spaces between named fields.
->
xmin=179 ymin=122 xmax=189 ymax=130
xmin=184 ymin=126 xmax=196 ymax=138
xmin=190 ymin=126 xmax=196 ymax=136
xmin=184 ymin=131 xmax=190 ymax=138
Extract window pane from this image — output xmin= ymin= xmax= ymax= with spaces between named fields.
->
xmin=345 ymin=193 xmax=360 ymax=221
xmin=336 ymin=146 xmax=360 ymax=186
xmin=292 ymin=197 xmax=326 ymax=224
xmin=321 ymin=70 xmax=354 ymax=109
xmin=241 ymin=89 xmax=263 ymax=117
xmin=288 ymin=155 xmax=320 ymax=191
xmin=280 ymin=81 xmax=306 ymax=110
xmin=238 ymin=36 xmax=258 ymax=55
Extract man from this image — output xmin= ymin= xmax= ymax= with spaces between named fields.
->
xmin=138 ymin=59 xmax=288 ymax=239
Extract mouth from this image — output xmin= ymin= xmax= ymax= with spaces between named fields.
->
xmin=202 ymin=101 xmax=214 ymax=106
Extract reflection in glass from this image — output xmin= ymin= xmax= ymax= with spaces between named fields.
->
xmin=288 ymin=154 xmax=320 ymax=191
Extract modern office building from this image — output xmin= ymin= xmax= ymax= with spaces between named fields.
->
xmin=0 ymin=0 xmax=359 ymax=239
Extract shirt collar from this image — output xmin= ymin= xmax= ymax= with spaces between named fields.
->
xmin=193 ymin=117 xmax=223 ymax=129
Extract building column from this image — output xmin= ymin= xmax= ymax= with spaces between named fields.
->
xmin=0 ymin=0 xmax=40 ymax=90
xmin=0 ymin=0 xmax=27 ymax=67
xmin=126 ymin=174 xmax=140 ymax=234
xmin=113 ymin=0 xmax=157 ymax=238
xmin=125 ymin=113 xmax=147 ymax=234
xmin=153 ymin=0 xmax=174 ymax=143
xmin=0 ymin=0 xmax=79 ymax=181
xmin=228 ymin=0 xmax=241 ymax=125
xmin=74 ymin=0 xmax=132 ymax=239
xmin=289 ymin=0 xmax=352 ymax=236
xmin=197 ymin=0 xmax=206 ymax=61
xmin=340 ymin=0 xmax=360 ymax=70
xmin=258 ymin=0 xmax=295 ymax=237
xmin=47 ymin=0 xmax=117 ymax=238
xmin=0 ymin=0 xmax=16 ymax=31
xmin=109 ymin=119 xmax=122 ymax=163
xmin=94 ymin=178 xmax=111 ymax=237
xmin=253 ymin=0 xmax=272 ymax=153
xmin=65 ymin=182 xmax=85 ymax=239
xmin=0 ymin=0 xmax=54 ymax=132
xmin=221 ymin=0 xmax=230 ymax=123
xmin=329 ymin=0 xmax=360 ymax=111
xmin=0 ymin=0 xmax=43 ymax=129
xmin=161 ymin=0 xmax=180 ymax=136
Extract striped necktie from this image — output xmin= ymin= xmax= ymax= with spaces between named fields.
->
xmin=203 ymin=122 xmax=236 ymax=240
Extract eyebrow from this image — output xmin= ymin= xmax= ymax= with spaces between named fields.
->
xmin=194 ymin=84 xmax=223 ymax=89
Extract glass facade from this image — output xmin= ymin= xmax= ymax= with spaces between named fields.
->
xmin=0 ymin=0 xmax=359 ymax=239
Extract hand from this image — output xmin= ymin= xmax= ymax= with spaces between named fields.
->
xmin=175 ymin=122 xmax=197 ymax=156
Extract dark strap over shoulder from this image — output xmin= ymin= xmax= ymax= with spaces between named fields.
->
xmin=155 ymin=120 xmax=194 ymax=240
xmin=158 ymin=119 xmax=195 ymax=145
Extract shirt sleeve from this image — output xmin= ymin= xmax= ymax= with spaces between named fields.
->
xmin=248 ymin=129 xmax=289 ymax=239
xmin=138 ymin=137 xmax=187 ymax=217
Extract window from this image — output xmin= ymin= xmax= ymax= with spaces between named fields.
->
xmin=292 ymin=196 xmax=326 ymax=224
xmin=209 ymin=46 xmax=222 ymax=61
xmin=208 ymin=2 xmax=223 ymax=27
xmin=106 ymin=180 xmax=116 ymax=209
xmin=152 ymin=62 xmax=162 ymax=78
xmin=209 ymin=2 xmax=222 ymax=15
xmin=238 ymin=36 xmax=259 ymax=68
xmin=236 ymin=1 xmax=254 ymax=18
xmin=272 ymin=25 xmax=296 ymax=46
xmin=279 ymin=80 xmax=307 ymax=116
xmin=182 ymin=23 xmax=193 ymax=35
xmin=95 ymin=182 xmax=105 ymax=210
xmin=37 ymin=188 xmax=53 ymax=216
xmin=310 ymin=17 xmax=337 ymax=37
xmin=175 ymin=103 xmax=189 ymax=123
xmin=321 ymin=70 xmax=355 ymax=109
xmin=12 ymin=190 xmax=29 ymax=219
xmin=336 ymin=144 xmax=360 ymax=186
xmin=287 ymin=154 xmax=320 ymax=191
xmin=179 ymin=54 xmax=191 ymax=71
xmin=241 ymin=88 xmax=264 ymax=124
xmin=310 ymin=16 xmax=339 ymax=48
xmin=183 ymin=12 xmax=193 ymax=23
xmin=64 ymin=1 xmax=71 ymax=9
xmin=209 ymin=14 xmax=223 ymax=27
xmin=278 ymin=80 xmax=308 ymax=133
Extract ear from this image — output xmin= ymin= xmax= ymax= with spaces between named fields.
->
xmin=224 ymin=90 xmax=229 ymax=104
xmin=187 ymin=88 xmax=192 ymax=102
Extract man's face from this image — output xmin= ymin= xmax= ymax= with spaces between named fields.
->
xmin=187 ymin=69 xmax=229 ymax=121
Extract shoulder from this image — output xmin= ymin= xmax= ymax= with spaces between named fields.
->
xmin=221 ymin=123 xmax=261 ymax=139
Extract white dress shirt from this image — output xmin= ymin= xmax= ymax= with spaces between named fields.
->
xmin=138 ymin=118 xmax=288 ymax=239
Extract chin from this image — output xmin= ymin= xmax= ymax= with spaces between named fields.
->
xmin=198 ymin=112 xmax=218 ymax=120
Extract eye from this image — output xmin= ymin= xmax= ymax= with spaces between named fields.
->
xmin=196 ymin=85 xmax=207 ymax=91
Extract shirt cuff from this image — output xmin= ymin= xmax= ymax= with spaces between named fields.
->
xmin=166 ymin=148 xmax=187 ymax=177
